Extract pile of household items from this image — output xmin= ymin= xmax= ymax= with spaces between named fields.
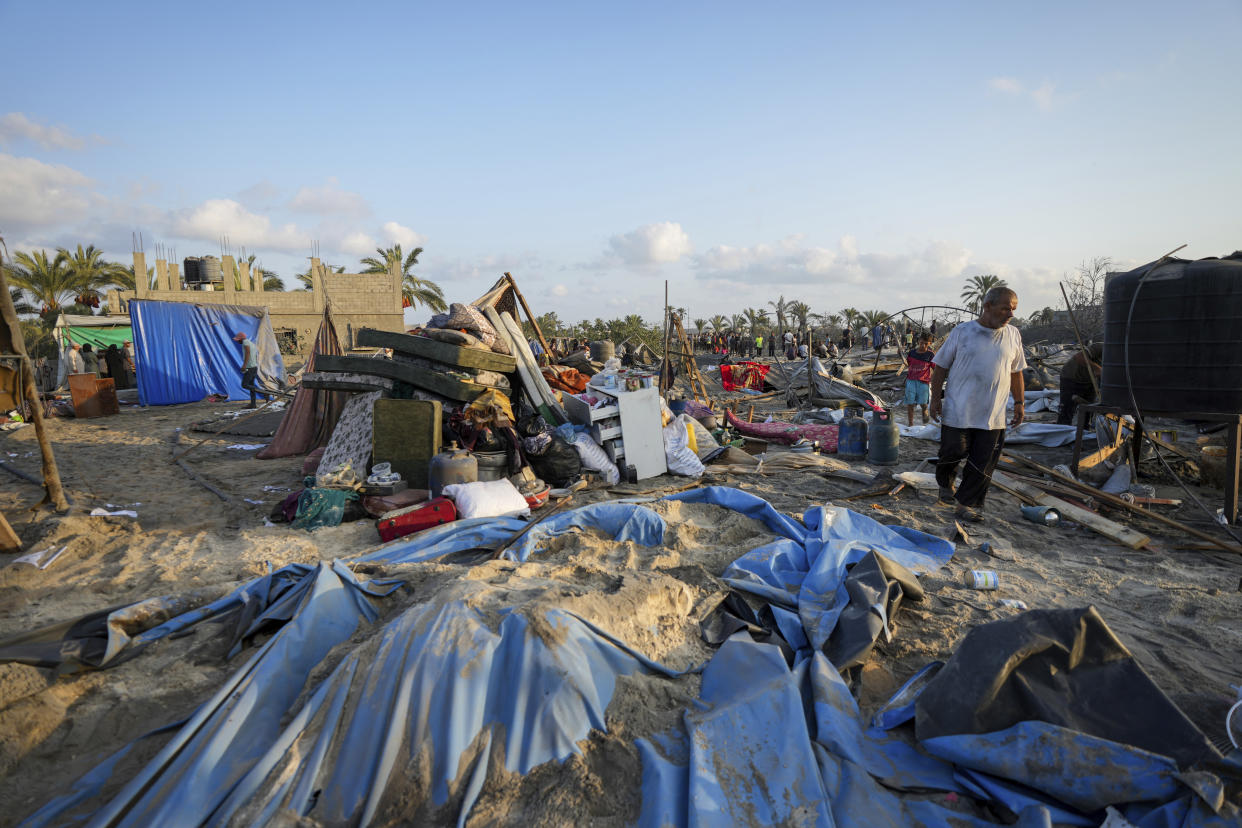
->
xmin=267 ymin=277 xmax=730 ymax=538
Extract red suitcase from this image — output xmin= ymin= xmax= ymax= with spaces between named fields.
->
xmin=376 ymin=497 xmax=457 ymax=542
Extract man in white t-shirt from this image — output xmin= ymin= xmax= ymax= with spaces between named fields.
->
xmin=928 ymin=286 xmax=1026 ymax=522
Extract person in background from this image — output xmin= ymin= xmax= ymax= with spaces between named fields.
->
xmin=528 ymin=338 xmax=546 ymax=366
xmin=104 ymin=344 xmax=128 ymax=389
xmin=1057 ymin=342 xmax=1103 ymax=425
xmin=905 ymin=332 xmax=936 ymax=426
xmin=233 ymin=331 xmax=268 ymax=409
xmin=871 ymin=323 xmax=884 ymax=355
xmin=67 ymin=343 xmax=85 ymax=375
xmin=122 ymin=340 xmax=136 ymax=385
xmin=81 ymin=343 xmax=99 ymax=376
xmin=929 ymin=286 xmax=1026 ymax=523
xmin=797 ymin=341 xmax=809 ymax=359
xmin=754 ymin=333 xmax=763 ymax=358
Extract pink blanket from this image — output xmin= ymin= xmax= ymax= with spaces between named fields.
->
xmin=725 ymin=409 xmax=839 ymax=452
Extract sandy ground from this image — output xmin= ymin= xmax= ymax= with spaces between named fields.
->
xmin=0 ymin=379 xmax=1240 ymax=824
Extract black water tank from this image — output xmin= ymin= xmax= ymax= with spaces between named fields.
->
xmin=183 ymin=257 xmax=203 ymax=283
xmin=1101 ymin=253 xmax=1242 ymax=414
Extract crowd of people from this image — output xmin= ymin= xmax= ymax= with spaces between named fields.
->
xmin=58 ymin=340 xmax=136 ymax=390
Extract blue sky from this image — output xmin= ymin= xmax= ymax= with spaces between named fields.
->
xmin=2 ymin=1 xmax=1239 ymax=327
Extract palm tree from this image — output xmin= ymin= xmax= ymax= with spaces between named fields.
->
xmin=768 ymin=295 xmax=789 ymax=341
xmin=961 ymin=274 xmax=1007 ymax=313
xmin=730 ymin=313 xmax=746 ymax=335
xmin=839 ymin=307 xmax=864 ymax=340
xmin=6 ymin=249 xmax=80 ymax=313
xmin=360 ymin=244 xmax=447 ymax=313
xmin=743 ymin=307 xmax=762 ymax=337
xmin=862 ymin=309 xmax=890 ymax=331
xmin=295 ymin=263 xmax=345 ymax=289
xmin=59 ymin=244 xmax=127 ymax=300
xmin=787 ymin=300 xmax=811 ymax=337
xmin=708 ymin=314 xmax=728 ymax=333
xmin=9 ymin=287 xmax=35 ymax=316
xmin=754 ymin=309 xmax=772 ymax=334
xmin=692 ymin=317 xmax=706 ymax=335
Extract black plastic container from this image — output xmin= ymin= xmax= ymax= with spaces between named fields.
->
xmin=1101 ymin=253 xmax=1242 ymax=414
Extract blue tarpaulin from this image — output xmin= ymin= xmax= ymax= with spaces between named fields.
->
xmin=128 ymin=299 xmax=286 ymax=406
xmin=19 ymin=487 xmax=1238 ymax=827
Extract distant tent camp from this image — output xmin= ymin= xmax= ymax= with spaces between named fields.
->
xmin=258 ymin=309 xmax=345 ymax=459
xmin=128 ymin=300 xmax=286 ymax=406
xmin=53 ymin=313 xmax=132 ymax=389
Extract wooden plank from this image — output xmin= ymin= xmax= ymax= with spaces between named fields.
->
xmin=1005 ymin=449 xmax=1242 ymax=555
xmin=356 ymin=328 xmax=516 ymax=373
xmin=0 ymin=511 xmax=21 ymax=553
xmin=314 ymin=355 xmax=505 ymax=403
xmin=1148 ymin=435 xmax=1195 ymax=460
xmin=992 ymin=470 xmax=1151 ymax=549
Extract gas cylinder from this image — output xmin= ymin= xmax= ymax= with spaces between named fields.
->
xmin=838 ymin=408 xmax=868 ymax=460
xmin=428 ymin=442 xmax=477 ymax=498
xmin=867 ymin=407 xmax=900 ymax=466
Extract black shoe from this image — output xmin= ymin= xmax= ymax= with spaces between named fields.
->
xmin=937 ymin=486 xmax=955 ymax=504
xmin=955 ymin=505 xmax=984 ymax=523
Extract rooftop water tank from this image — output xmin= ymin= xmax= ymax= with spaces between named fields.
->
xmin=1101 ymin=252 xmax=1242 ymax=414
xmin=202 ymin=256 xmax=223 ymax=284
xmin=182 ymin=257 xmax=204 ymax=284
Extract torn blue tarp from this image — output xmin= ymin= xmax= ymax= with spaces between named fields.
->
xmin=20 ymin=488 xmax=1237 ymax=827
xmin=670 ymin=487 xmax=953 ymax=653
xmin=128 ymin=299 xmax=285 ymax=405
xmin=26 ymin=561 xmax=399 ymax=828
xmin=205 ymin=602 xmax=683 ymax=825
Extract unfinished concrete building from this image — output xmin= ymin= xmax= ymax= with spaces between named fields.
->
xmin=108 ymin=253 xmax=406 ymax=353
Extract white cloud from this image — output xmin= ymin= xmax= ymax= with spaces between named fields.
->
xmin=607 ymin=222 xmax=692 ymax=267
xmin=987 ymin=77 xmax=1060 ymax=110
xmin=988 ymin=77 xmax=1023 ymax=95
xmin=695 ymin=235 xmax=974 ymax=290
xmin=0 ymin=153 xmax=95 ymax=228
xmin=0 ymin=112 xmax=99 ymax=151
xmin=339 ymin=231 xmax=378 ymax=256
xmin=381 ymin=221 xmax=426 ymax=249
xmin=550 ymin=284 xmax=568 ymax=297
xmin=1030 ymin=81 xmax=1056 ymax=111
xmin=169 ymin=199 xmax=310 ymax=250
xmin=287 ymin=178 xmax=370 ymax=216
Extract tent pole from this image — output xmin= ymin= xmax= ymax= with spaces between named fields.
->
xmin=503 ymin=273 xmax=553 ymax=359
xmin=0 ymin=247 xmax=69 ymax=512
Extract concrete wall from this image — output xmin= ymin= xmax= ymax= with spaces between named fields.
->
xmin=110 ymin=255 xmax=405 ymax=353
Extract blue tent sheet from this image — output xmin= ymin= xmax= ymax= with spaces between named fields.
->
xmin=21 ymin=487 xmax=1238 ymax=827
xmin=129 ymin=299 xmax=285 ymax=405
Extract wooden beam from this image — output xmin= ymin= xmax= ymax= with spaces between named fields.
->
xmin=0 ymin=246 xmax=68 ymax=511
xmin=1004 ymin=450 xmax=1242 ymax=555
xmin=992 ymin=469 xmax=1151 ymax=549
xmin=0 ymin=511 xmax=21 ymax=553
xmin=503 ymin=273 xmax=552 ymax=361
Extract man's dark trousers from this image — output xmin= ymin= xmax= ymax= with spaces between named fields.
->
xmin=936 ymin=425 xmax=1005 ymax=507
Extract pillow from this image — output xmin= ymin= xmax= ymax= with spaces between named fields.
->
xmin=442 ymin=479 xmax=531 ymax=519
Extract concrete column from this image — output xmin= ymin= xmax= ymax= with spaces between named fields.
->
xmin=239 ymin=260 xmax=252 ymax=292
xmin=168 ymin=262 xmax=180 ymax=291
xmin=132 ymin=252 xmax=147 ymax=298
xmin=250 ymin=262 xmax=265 ymax=293
xmin=155 ymin=258 xmax=170 ymax=292
xmin=311 ymin=257 xmax=325 ymax=313
xmin=222 ymin=255 xmax=236 ymax=301
xmin=388 ymin=260 xmax=404 ymax=310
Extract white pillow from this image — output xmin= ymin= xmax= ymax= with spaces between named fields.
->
xmin=442 ymin=479 xmax=531 ymax=519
